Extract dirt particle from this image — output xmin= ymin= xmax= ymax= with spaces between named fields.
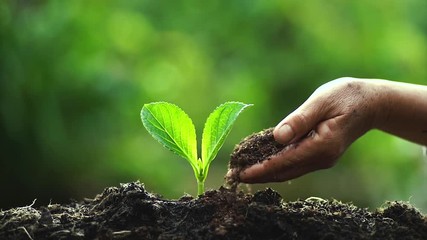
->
xmin=252 ymin=188 xmax=282 ymax=206
xmin=225 ymin=128 xmax=286 ymax=187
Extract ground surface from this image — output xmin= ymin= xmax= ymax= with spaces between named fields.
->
xmin=1 ymin=181 xmax=426 ymax=239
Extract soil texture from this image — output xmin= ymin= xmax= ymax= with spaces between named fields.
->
xmin=1 ymin=181 xmax=426 ymax=239
xmin=227 ymin=128 xmax=286 ymax=184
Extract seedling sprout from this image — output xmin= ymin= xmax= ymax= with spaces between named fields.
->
xmin=141 ymin=101 xmax=252 ymax=195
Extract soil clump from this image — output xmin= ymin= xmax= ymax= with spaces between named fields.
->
xmin=227 ymin=127 xmax=286 ymax=185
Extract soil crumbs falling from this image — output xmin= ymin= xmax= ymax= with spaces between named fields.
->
xmin=1 ymin=182 xmax=426 ymax=240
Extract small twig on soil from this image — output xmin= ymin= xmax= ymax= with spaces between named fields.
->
xmin=18 ymin=226 xmax=34 ymax=240
xmin=174 ymin=212 xmax=190 ymax=227
xmin=28 ymin=199 xmax=37 ymax=208
xmin=113 ymin=230 xmax=132 ymax=238
xmin=305 ymin=197 xmax=327 ymax=202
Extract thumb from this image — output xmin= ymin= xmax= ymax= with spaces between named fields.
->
xmin=274 ymin=101 xmax=326 ymax=145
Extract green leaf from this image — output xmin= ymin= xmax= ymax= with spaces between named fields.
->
xmin=141 ymin=102 xmax=198 ymax=169
xmin=201 ymin=102 xmax=252 ymax=166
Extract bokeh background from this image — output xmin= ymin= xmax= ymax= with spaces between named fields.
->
xmin=1 ymin=0 xmax=427 ymax=212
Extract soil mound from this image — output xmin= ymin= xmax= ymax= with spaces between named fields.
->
xmin=1 ymin=181 xmax=426 ymax=239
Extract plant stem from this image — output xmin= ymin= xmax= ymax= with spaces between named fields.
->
xmin=197 ymin=180 xmax=204 ymax=196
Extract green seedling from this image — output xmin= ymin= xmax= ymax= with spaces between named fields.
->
xmin=141 ymin=101 xmax=252 ymax=195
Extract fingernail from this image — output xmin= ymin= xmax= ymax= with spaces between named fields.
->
xmin=277 ymin=124 xmax=295 ymax=144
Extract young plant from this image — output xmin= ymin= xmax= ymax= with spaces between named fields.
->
xmin=141 ymin=101 xmax=252 ymax=195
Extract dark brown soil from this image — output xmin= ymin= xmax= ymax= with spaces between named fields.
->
xmin=1 ymin=181 xmax=426 ymax=239
xmin=227 ymin=128 xmax=286 ymax=185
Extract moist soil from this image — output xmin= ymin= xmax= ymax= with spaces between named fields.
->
xmin=1 ymin=182 xmax=426 ymax=239
xmin=229 ymin=128 xmax=285 ymax=170
xmin=227 ymin=127 xmax=286 ymax=185
xmin=1 ymin=129 xmax=427 ymax=239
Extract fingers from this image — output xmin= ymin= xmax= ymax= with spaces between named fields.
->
xmin=274 ymin=97 xmax=328 ymax=145
xmin=273 ymin=78 xmax=358 ymax=145
xmin=240 ymin=157 xmax=323 ymax=183
xmin=238 ymin=144 xmax=313 ymax=183
xmin=240 ymin=119 xmax=343 ymax=183
xmin=240 ymin=78 xmax=370 ymax=184
xmin=239 ymin=143 xmax=316 ymax=183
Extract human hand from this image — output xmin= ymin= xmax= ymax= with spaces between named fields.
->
xmin=239 ymin=77 xmax=382 ymax=183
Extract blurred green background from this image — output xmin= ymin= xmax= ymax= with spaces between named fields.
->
xmin=1 ymin=0 xmax=426 ymax=212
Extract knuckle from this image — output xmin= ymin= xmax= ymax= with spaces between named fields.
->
xmin=335 ymin=77 xmax=356 ymax=83
xmin=293 ymin=112 xmax=309 ymax=132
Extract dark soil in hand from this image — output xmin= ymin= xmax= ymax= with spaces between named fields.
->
xmin=1 ymin=181 xmax=426 ymax=239
xmin=226 ymin=128 xmax=286 ymax=185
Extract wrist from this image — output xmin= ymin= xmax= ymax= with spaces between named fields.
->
xmin=361 ymin=79 xmax=392 ymax=130
xmin=341 ymin=78 xmax=391 ymax=132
